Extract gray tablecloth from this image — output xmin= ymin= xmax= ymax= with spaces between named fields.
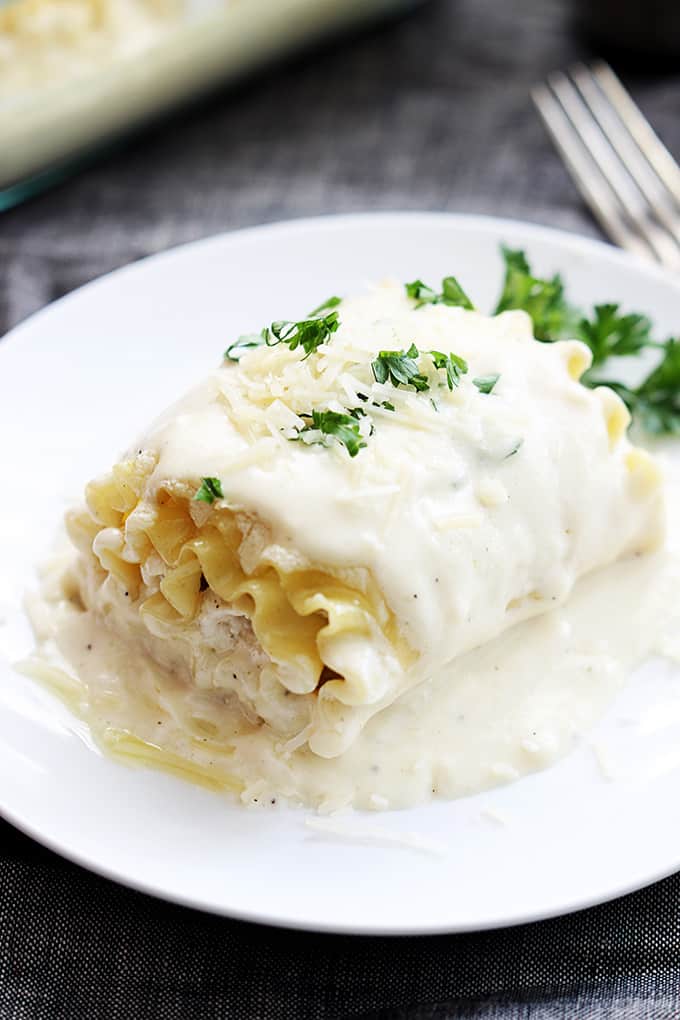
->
xmin=2 ymin=0 xmax=680 ymax=1016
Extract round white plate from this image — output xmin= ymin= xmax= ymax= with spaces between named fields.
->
xmin=2 ymin=213 xmax=680 ymax=935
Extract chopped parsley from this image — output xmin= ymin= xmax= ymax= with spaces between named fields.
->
xmin=406 ymin=276 xmax=475 ymax=310
xmin=576 ymin=304 xmax=655 ymax=368
xmin=494 ymin=247 xmax=576 ymax=341
xmin=224 ymin=297 xmax=342 ymax=361
xmin=291 ymin=409 xmax=367 ymax=457
xmin=494 ymin=246 xmax=680 ymax=434
xmin=504 ymin=439 xmax=523 ymax=459
xmin=194 ymin=477 xmax=224 ymax=504
xmin=223 ymin=333 xmax=264 ymax=361
xmin=372 ymin=343 xmax=430 ymax=391
xmin=430 ymin=350 xmax=468 ymax=390
xmin=597 ymin=339 xmax=680 ymax=436
xmin=263 ymin=309 xmax=340 ymax=358
xmin=372 ymin=343 xmax=470 ymax=393
xmin=473 ymin=373 xmax=500 ymax=394
xmin=308 ymin=295 xmax=342 ymax=315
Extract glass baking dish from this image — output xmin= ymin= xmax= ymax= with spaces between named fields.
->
xmin=0 ymin=0 xmax=423 ymax=209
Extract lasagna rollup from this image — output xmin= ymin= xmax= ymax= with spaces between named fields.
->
xmin=66 ymin=282 xmax=664 ymax=757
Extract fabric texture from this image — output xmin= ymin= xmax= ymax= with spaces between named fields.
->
xmin=2 ymin=0 xmax=680 ymax=1016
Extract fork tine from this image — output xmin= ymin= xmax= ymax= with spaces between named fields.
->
xmin=546 ymin=71 xmax=680 ymax=270
xmin=532 ymin=84 xmax=655 ymax=261
xmin=571 ymin=64 xmax=680 ymax=246
xmin=593 ymin=62 xmax=680 ymax=208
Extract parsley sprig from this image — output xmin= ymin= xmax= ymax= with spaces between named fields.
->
xmin=430 ymin=350 xmax=468 ymax=390
xmin=291 ymin=409 xmax=367 ymax=457
xmin=224 ymin=297 xmax=341 ymax=361
xmin=262 ymin=309 xmax=340 ymax=357
xmin=371 ymin=343 xmax=430 ymax=391
xmin=473 ymin=373 xmax=500 ymax=395
xmin=372 ymin=344 xmax=471 ymax=393
xmin=406 ymin=276 xmax=474 ymax=310
xmin=194 ymin=477 xmax=224 ymax=504
xmin=597 ymin=339 xmax=680 ymax=436
xmin=577 ymin=305 xmax=656 ymax=368
xmin=495 ymin=247 xmax=680 ymax=434
xmin=494 ymin=247 xmax=577 ymax=341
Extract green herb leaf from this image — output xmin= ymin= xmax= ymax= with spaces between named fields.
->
xmin=405 ymin=276 xmax=474 ymax=310
xmin=441 ymin=276 xmax=475 ymax=309
xmin=504 ymin=439 xmax=523 ymax=459
xmin=494 ymin=247 xmax=576 ymax=341
xmin=227 ymin=302 xmax=341 ymax=362
xmin=430 ymin=350 xmax=468 ymax=390
xmin=405 ymin=279 xmax=436 ymax=303
xmin=496 ymin=246 xmax=680 ymax=434
xmin=372 ymin=343 xmax=430 ymax=392
xmin=194 ymin=477 xmax=224 ymax=504
xmin=263 ymin=309 xmax=340 ymax=358
xmin=308 ymin=295 xmax=342 ymax=316
xmin=224 ymin=333 xmax=265 ymax=361
xmin=292 ymin=409 xmax=367 ymax=457
xmin=635 ymin=339 xmax=680 ymax=434
xmin=575 ymin=304 xmax=654 ymax=368
xmin=597 ymin=339 xmax=680 ymax=436
xmin=473 ymin=373 xmax=500 ymax=394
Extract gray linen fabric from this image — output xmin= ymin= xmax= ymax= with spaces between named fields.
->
xmin=2 ymin=0 xmax=680 ymax=1016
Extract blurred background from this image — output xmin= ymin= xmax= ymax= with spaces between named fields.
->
xmin=1 ymin=0 xmax=679 ymax=334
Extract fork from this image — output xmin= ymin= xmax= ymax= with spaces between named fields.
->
xmin=532 ymin=62 xmax=680 ymax=271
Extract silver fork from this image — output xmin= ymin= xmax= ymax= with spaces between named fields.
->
xmin=532 ymin=62 xmax=680 ymax=271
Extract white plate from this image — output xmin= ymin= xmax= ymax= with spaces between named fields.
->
xmin=2 ymin=213 xmax=680 ymax=935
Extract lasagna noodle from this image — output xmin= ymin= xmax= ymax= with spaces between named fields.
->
xmin=64 ymin=285 xmax=664 ymax=758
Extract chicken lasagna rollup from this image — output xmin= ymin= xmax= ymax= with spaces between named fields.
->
xmin=65 ymin=282 xmax=664 ymax=757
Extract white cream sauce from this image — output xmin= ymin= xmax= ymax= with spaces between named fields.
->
xmin=27 ymin=487 xmax=680 ymax=811
xmin=21 ymin=286 xmax=680 ymax=811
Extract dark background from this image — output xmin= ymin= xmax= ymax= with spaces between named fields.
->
xmin=4 ymin=0 xmax=678 ymax=337
xmin=2 ymin=0 xmax=680 ymax=1016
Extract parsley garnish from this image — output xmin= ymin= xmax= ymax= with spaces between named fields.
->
xmin=406 ymin=277 xmax=474 ymax=310
xmin=224 ymin=334 xmax=264 ymax=361
xmin=504 ymin=439 xmax=523 ymax=459
xmin=494 ymin=247 xmax=576 ymax=341
xmin=224 ymin=298 xmax=342 ymax=361
xmin=473 ymin=374 xmax=500 ymax=394
xmin=308 ymin=295 xmax=342 ymax=315
xmin=263 ymin=309 xmax=340 ymax=358
xmin=598 ymin=339 xmax=680 ymax=436
xmin=494 ymin=246 xmax=680 ymax=434
xmin=356 ymin=393 xmax=395 ymax=411
xmin=372 ymin=343 xmax=430 ymax=391
xmin=292 ymin=409 xmax=367 ymax=457
xmin=372 ymin=343 xmax=472 ymax=393
xmin=430 ymin=350 xmax=468 ymax=390
xmin=576 ymin=304 xmax=655 ymax=368
xmin=194 ymin=477 xmax=224 ymax=504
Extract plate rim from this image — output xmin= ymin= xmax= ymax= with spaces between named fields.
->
xmin=3 ymin=210 xmax=680 ymax=350
xmin=3 ymin=209 xmax=680 ymax=935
